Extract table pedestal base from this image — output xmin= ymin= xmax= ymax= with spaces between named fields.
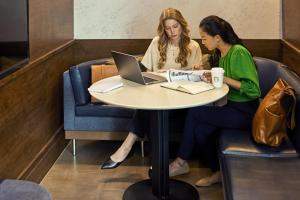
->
xmin=123 ymin=179 xmax=199 ymax=200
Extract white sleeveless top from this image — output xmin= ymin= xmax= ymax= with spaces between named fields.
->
xmin=141 ymin=36 xmax=202 ymax=71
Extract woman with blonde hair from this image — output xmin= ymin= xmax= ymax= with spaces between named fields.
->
xmin=102 ymin=8 xmax=202 ymax=169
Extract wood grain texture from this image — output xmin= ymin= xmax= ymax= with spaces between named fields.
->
xmin=198 ymin=39 xmax=281 ymax=61
xmin=73 ymin=39 xmax=151 ymax=65
xmin=0 ymin=0 xmax=73 ymax=181
xmin=282 ymin=0 xmax=300 ymax=75
xmin=0 ymin=46 xmax=73 ymax=180
xmin=29 ymin=0 xmax=74 ymax=60
xmin=74 ymin=39 xmax=282 ymax=65
xmin=65 ymin=131 xmax=147 ymax=141
xmin=20 ymin=127 xmax=68 ymax=182
xmin=282 ymin=40 xmax=300 ymax=75
xmin=283 ymin=0 xmax=300 ymax=50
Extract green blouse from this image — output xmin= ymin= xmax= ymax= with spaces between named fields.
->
xmin=219 ymin=44 xmax=261 ymax=102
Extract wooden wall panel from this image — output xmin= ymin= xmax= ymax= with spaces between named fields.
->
xmin=0 ymin=0 xmax=73 ymax=181
xmin=29 ymin=0 xmax=73 ymax=60
xmin=74 ymin=39 xmax=281 ymax=65
xmin=282 ymin=0 xmax=300 ymax=76
xmin=242 ymin=40 xmax=281 ymax=61
xmin=283 ymin=0 xmax=300 ymax=50
xmin=73 ymin=39 xmax=151 ymax=65
xmin=282 ymin=40 xmax=300 ymax=75
xmin=0 ymin=45 xmax=73 ymax=180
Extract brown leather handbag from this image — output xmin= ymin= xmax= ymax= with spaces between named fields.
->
xmin=252 ymin=79 xmax=296 ymax=147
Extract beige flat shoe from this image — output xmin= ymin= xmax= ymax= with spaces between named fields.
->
xmin=195 ymin=171 xmax=221 ymax=187
xmin=169 ymin=160 xmax=190 ymax=177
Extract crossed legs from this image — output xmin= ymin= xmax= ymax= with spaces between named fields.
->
xmin=110 ymin=132 xmax=138 ymax=162
xmin=101 ymin=110 xmax=150 ymax=169
xmin=102 ymin=109 xmax=187 ymax=169
xmin=170 ymin=102 xmax=255 ymax=186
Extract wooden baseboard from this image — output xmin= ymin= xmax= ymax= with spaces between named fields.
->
xmin=65 ymin=131 xmax=149 ymax=141
xmin=18 ymin=126 xmax=69 ymax=183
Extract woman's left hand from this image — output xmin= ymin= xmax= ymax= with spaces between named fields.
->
xmin=202 ymin=71 xmax=212 ymax=83
xmin=157 ymin=69 xmax=167 ymax=73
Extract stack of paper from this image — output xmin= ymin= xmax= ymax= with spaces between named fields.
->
xmin=88 ymin=80 xmax=123 ymax=93
xmin=166 ymin=69 xmax=210 ymax=82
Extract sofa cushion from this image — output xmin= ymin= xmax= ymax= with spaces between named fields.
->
xmin=218 ymin=129 xmax=298 ymax=158
xmin=75 ymin=103 xmax=135 ymax=118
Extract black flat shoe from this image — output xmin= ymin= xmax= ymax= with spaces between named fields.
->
xmin=101 ymin=158 xmax=123 ymax=169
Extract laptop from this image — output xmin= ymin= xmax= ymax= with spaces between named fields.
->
xmin=111 ymin=51 xmax=167 ymax=85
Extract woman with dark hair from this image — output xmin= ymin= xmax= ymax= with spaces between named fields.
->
xmin=169 ymin=15 xmax=261 ymax=187
xmin=101 ymin=8 xmax=202 ymax=169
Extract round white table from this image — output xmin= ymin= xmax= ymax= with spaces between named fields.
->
xmin=90 ymin=76 xmax=229 ymax=200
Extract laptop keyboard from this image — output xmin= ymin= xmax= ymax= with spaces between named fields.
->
xmin=143 ymin=76 xmax=157 ymax=83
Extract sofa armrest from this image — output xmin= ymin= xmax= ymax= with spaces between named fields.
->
xmin=64 ymin=71 xmax=76 ymax=130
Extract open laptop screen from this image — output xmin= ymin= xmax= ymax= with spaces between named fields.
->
xmin=111 ymin=51 xmax=146 ymax=84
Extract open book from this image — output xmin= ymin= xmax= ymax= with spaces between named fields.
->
xmin=161 ymin=80 xmax=214 ymax=94
xmin=161 ymin=69 xmax=214 ymax=94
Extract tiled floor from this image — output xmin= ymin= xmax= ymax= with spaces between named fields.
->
xmin=41 ymin=141 xmax=223 ymax=200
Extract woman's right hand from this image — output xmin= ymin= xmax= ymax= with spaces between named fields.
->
xmin=202 ymin=71 xmax=212 ymax=83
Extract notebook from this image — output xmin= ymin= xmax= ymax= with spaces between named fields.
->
xmin=160 ymin=80 xmax=214 ymax=95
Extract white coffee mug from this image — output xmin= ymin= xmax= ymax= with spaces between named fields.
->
xmin=211 ymin=67 xmax=224 ymax=88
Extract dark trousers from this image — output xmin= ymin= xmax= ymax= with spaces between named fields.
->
xmin=130 ymin=109 xmax=187 ymax=139
xmin=129 ymin=110 xmax=152 ymax=139
xmin=177 ymin=100 xmax=259 ymax=172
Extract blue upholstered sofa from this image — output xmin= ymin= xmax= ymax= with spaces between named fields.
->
xmin=219 ymin=57 xmax=300 ymax=200
xmin=63 ymin=59 xmax=136 ymax=155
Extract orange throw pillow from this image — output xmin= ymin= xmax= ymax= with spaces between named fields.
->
xmin=90 ymin=64 xmax=119 ymax=102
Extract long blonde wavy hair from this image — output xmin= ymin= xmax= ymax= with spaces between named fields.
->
xmin=157 ymin=8 xmax=191 ymax=69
